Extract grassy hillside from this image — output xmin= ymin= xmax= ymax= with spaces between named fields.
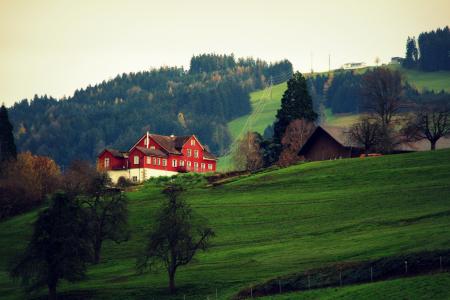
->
xmin=259 ymin=273 xmax=450 ymax=300
xmin=218 ymin=65 xmax=450 ymax=170
xmin=1 ymin=149 xmax=450 ymax=299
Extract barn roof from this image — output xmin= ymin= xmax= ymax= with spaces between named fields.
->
xmin=298 ymin=126 xmax=360 ymax=155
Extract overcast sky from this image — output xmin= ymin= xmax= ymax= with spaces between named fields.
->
xmin=0 ymin=0 xmax=449 ymax=106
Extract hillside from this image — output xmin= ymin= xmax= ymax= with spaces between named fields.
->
xmin=1 ymin=149 xmax=450 ymax=299
xmin=259 ymin=273 xmax=450 ymax=299
xmin=218 ymin=64 xmax=450 ymax=170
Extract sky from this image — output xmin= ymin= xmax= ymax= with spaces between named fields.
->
xmin=0 ymin=0 xmax=449 ymax=106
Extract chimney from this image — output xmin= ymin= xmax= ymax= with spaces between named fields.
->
xmin=146 ymin=131 xmax=149 ymax=148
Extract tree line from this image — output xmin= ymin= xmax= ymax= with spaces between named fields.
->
xmin=7 ymin=54 xmax=293 ymax=167
xmin=403 ymin=26 xmax=450 ymax=71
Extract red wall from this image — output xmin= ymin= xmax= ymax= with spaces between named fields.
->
xmin=98 ymin=151 xmax=127 ymax=171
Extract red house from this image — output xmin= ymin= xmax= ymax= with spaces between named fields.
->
xmin=98 ymin=132 xmax=217 ymax=183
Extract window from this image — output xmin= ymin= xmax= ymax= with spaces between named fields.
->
xmin=152 ymin=157 xmax=156 ymax=165
xmin=194 ymin=162 xmax=198 ymax=170
xmin=187 ymin=149 xmax=191 ymax=157
xmin=162 ymin=159 xmax=167 ymax=167
xmin=187 ymin=161 xmax=191 ymax=169
xmin=201 ymin=163 xmax=205 ymax=170
xmin=172 ymin=159 xmax=177 ymax=167
xmin=104 ymin=157 xmax=110 ymax=168
xmin=132 ymin=176 xmax=138 ymax=182
xmin=150 ymin=146 xmax=155 ymax=150
xmin=179 ymin=160 xmax=185 ymax=167
xmin=146 ymin=156 xmax=151 ymax=164
xmin=194 ymin=150 xmax=199 ymax=158
xmin=134 ymin=155 xmax=139 ymax=165
xmin=208 ymin=164 xmax=213 ymax=170
xmin=191 ymin=139 xmax=195 ymax=146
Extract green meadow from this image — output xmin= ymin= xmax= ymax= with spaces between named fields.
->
xmin=259 ymin=273 xmax=450 ymax=300
xmin=1 ymin=149 xmax=450 ymax=299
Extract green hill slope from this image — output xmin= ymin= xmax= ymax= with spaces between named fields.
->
xmin=219 ymin=65 xmax=450 ymax=170
xmin=259 ymin=273 xmax=450 ymax=300
xmin=1 ymin=149 xmax=450 ymax=299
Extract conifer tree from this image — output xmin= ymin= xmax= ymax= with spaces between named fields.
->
xmin=0 ymin=104 xmax=17 ymax=163
xmin=272 ymin=72 xmax=318 ymax=146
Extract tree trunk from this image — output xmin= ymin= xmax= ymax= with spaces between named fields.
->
xmin=48 ymin=282 xmax=57 ymax=300
xmin=168 ymin=269 xmax=176 ymax=294
xmin=93 ymin=239 xmax=102 ymax=264
xmin=430 ymin=140 xmax=436 ymax=151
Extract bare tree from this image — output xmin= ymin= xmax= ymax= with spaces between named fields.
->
xmin=137 ymin=184 xmax=214 ymax=293
xmin=362 ymin=68 xmax=404 ymax=127
xmin=232 ymin=132 xmax=264 ymax=171
xmin=278 ymin=119 xmax=315 ymax=166
xmin=347 ymin=117 xmax=381 ymax=154
xmin=404 ymin=105 xmax=450 ymax=150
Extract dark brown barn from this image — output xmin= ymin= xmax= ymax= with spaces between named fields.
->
xmin=298 ymin=126 xmax=362 ymax=161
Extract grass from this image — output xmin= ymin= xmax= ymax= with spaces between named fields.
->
xmin=389 ymin=64 xmax=450 ymax=93
xmin=1 ymin=149 xmax=450 ymax=299
xmin=258 ymin=272 xmax=450 ymax=299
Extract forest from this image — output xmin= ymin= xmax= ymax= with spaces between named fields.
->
xmin=8 ymin=54 xmax=292 ymax=166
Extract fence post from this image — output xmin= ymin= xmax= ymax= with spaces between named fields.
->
xmin=405 ymin=260 xmax=408 ymax=274
xmin=370 ymin=266 xmax=373 ymax=282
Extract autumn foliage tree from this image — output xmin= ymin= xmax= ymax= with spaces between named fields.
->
xmin=278 ymin=119 xmax=315 ymax=167
xmin=0 ymin=152 xmax=60 ymax=219
xmin=232 ymin=132 xmax=264 ymax=171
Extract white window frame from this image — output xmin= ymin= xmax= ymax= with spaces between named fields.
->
xmin=104 ymin=157 xmax=110 ymax=168
xmin=150 ymin=146 xmax=155 ymax=150
xmin=194 ymin=150 xmax=199 ymax=158
xmin=201 ymin=163 xmax=205 ymax=170
xmin=172 ymin=159 xmax=177 ymax=167
xmin=194 ymin=162 xmax=198 ymax=170
xmin=134 ymin=155 xmax=139 ymax=165
xmin=191 ymin=139 xmax=195 ymax=146
xmin=180 ymin=160 xmax=185 ymax=167
xmin=157 ymin=158 xmax=161 ymax=165
xmin=162 ymin=159 xmax=167 ymax=167
xmin=208 ymin=164 xmax=213 ymax=170
xmin=132 ymin=176 xmax=138 ymax=182
xmin=187 ymin=161 xmax=191 ymax=168
xmin=152 ymin=157 xmax=156 ymax=165
xmin=146 ymin=156 xmax=151 ymax=164
xmin=187 ymin=149 xmax=191 ymax=157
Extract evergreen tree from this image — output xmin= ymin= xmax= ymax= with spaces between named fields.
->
xmin=403 ymin=36 xmax=418 ymax=69
xmin=273 ymin=72 xmax=318 ymax=145
xmin=0 ymin=104 xmax=17 ymax=163
xmin=9 ymin=192 xmax=92 ymax=300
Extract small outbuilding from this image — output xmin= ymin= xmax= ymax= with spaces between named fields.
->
xmin=298 ymin=126 xmax=362 ymax=161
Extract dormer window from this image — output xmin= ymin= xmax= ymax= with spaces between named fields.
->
xmin=191 ymin=139 xmax=195 ymax=146
xmin=150 ymin=146 xmax=155 ymax=150
xmin=134 ymin=155 xmax=139 ymax=165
